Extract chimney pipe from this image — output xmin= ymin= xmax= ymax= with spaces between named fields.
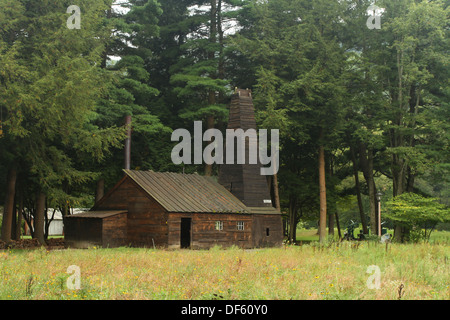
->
xmin=124 ymin=115 xmax=132 ymax=170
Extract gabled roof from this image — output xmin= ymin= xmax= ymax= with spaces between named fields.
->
xmin=123 ymin=170 xmax=250 ymax=214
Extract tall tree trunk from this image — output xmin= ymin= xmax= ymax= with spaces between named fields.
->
xmin=327 ymin=155 xmax=335 ymax=237
xmin=391 ymin=47 xmax=410 ymax=242
xmin=335 ymin=211 xmax=342 ymax=239
xmin=34 ymin=192 xmax=46 ymax=246
xmin=406 ymin=166 xmax=415 ymax=193
xmin=271 ymin=154 xmax=281 ymax=211
xmin=217 ymin=0 xmax=225 ymax=103
xmin=124 ymin=115 xmax=132 ymax=170
xmin=1 ymin=166 xmax=17 ymax=243
xmin=11 ymin=196 xmax=17 ymax=240
xmin=405 ymin=86 xmax=419 ymax=193
xmin=272 ymin=172 xmax=281 ymax=211
xmin=204 ymin=0 xmax=218 ymax=176
xmin=350 ymin=146 xmax=368 ymax=234
xmin=100 ymin=5 xmax=113 ymax=69
xmin=204 ymin=115 xmax=215 ymax=176
xmin=392 ymin=156 xmax=406 ymax=196
xmin=288 ymin=196 xmax=297 ymax=243
xmin=391 ymin=138 xmax=407 ymax=242
xmin=318 ymin=128 xmax=327 ymax=244
xmin=15 ymin=193 xmax=23 ymax=240
xmin=209 ymin=0 xmax=217 ymax=47
xmin=359 ymin=143 xmax=378 ymax=235
xmin=328 ymin=212 xmax=335 ymax=236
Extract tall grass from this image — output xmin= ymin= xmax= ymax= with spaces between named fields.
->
xmin=1 ymin=239 xmax=448 ymax=300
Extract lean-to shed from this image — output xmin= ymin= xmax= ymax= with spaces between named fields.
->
xmin=64 ymin=211 xmax=127 ymax=248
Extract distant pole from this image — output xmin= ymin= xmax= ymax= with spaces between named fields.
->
xmin=95 ymin=179 xmax=105 ymax=203
xmin=124 ymin=115 xmax=132 ymax=170
xmin=376 ymin=192 xmax=382 ymax=237
xmin=378 ymin=201 xmax=381 ymax=237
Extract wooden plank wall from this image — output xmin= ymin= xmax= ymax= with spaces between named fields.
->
xmin=251 ymin=214 xmax=283 ymax=248
xmin=91 ymin=174 xmax=282 ymax=249
xmin=102 ymin=213 xmax=128 ymax=248
xmin=95 ymin=178 xmax=130 ymax=211
xmin=96 ymin=177 xmax=169 ymax=248
xmin=168 ymin=213 xmax=254 ymax=249
xmin=126 ymin=179 xmax=168 ymax=247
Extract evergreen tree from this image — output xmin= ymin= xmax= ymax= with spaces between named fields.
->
xmin=94 ymin=0 xmax=173 ymax=193
xmin=233 ymin=0 xmax=347 ymax=242
xmin=0 ymin=0 xmax=123 ymax=244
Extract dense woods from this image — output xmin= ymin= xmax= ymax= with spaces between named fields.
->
xmin=1 ymin=0 xmax=449 ymax=245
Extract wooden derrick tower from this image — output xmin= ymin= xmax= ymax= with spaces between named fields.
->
xmin=218 ymin=88 xmax=273 ymax=208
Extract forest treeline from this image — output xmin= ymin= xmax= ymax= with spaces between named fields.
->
xmin=0 ymin=0 xmax=449 ymax=244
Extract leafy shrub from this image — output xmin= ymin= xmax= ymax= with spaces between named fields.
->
xmin=384 ymin=193 xmax=450 ymax=242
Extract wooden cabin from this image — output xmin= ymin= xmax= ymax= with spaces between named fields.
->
xmin=64 ymin=88 xmax=283 ymax=249
xmin=64 ymin=170 xmax=282 ymax=249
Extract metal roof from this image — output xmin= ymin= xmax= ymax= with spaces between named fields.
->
xmin=44 ymin=208 xmax=91 ymax=220
xmin=124 ymin=170 xmax=250 ymax=214
xmin=246 ymin=207 xmax=280 ymax=215
xmin=65 ymin=211 xmax=127 ymax=219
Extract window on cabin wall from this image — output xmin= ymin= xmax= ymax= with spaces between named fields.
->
xmin=237 ymin=221 xmax=244 ymax=231
xmin=215 ymin=221 xmax=223 ymax=231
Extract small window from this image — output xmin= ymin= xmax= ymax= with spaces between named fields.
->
xmin=237 ymin=221 xmax=245 ymax=231
xmin=215 ymin=221 xmax=223 ymax=231
xmin=266 ymin=228 xmax=270 ymax=236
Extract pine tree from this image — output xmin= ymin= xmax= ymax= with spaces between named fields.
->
xmin=169 ymin=1 xmax=233 ymax=175
xmin=0 ymin=0 xmax=124 ymax=244
xmin=93 ymin=0 xmax=174 ymax=193
xmin=233 ymin=0 xmax=347 ymax=243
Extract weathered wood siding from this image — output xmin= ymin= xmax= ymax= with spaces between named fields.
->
xmin=96 ymin=177 xmax=168 ymax=248
xmin=218 ymin=90 xmax=273 ymax=208
xmin=251 ymin=214 xmax=283 ymax=248
xmin=127 ymin=185 xmax=168 ymax=247
xmin=168 ymin=213 xmax=254 ymax=249
xmin=94 ymin=177 xmax=129 ymax=211
xmin=72 ymin=171 xmax=283 ymax=250
xmin=102 ymin=213 xmax=128 ymax=248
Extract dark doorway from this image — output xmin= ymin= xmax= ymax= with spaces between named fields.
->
xmin=180 ymin=218 xmax=191 ymax=248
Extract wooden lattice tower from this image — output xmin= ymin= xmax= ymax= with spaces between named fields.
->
xmin=218 ymin=89 xmax=273 ymax=208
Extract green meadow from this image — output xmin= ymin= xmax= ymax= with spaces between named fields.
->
xmin=1 ymin=232 xmax=448 ymax=300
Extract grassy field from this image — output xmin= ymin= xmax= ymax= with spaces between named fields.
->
xmin=297 ymin=228 xmax=450 ymax=244
xmin=0 ymin=233 xmax=449 ymax=300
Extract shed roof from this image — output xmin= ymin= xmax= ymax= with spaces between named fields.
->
xmin=124 ymin=170 xmax=250 ymax=214
xmin=247 ymin=207 xmax=280 ymax=215
xmin=45 ymin=208 xmax=90 ymax=220
xmin=65 ymin=210 xmax=127 ymax=219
